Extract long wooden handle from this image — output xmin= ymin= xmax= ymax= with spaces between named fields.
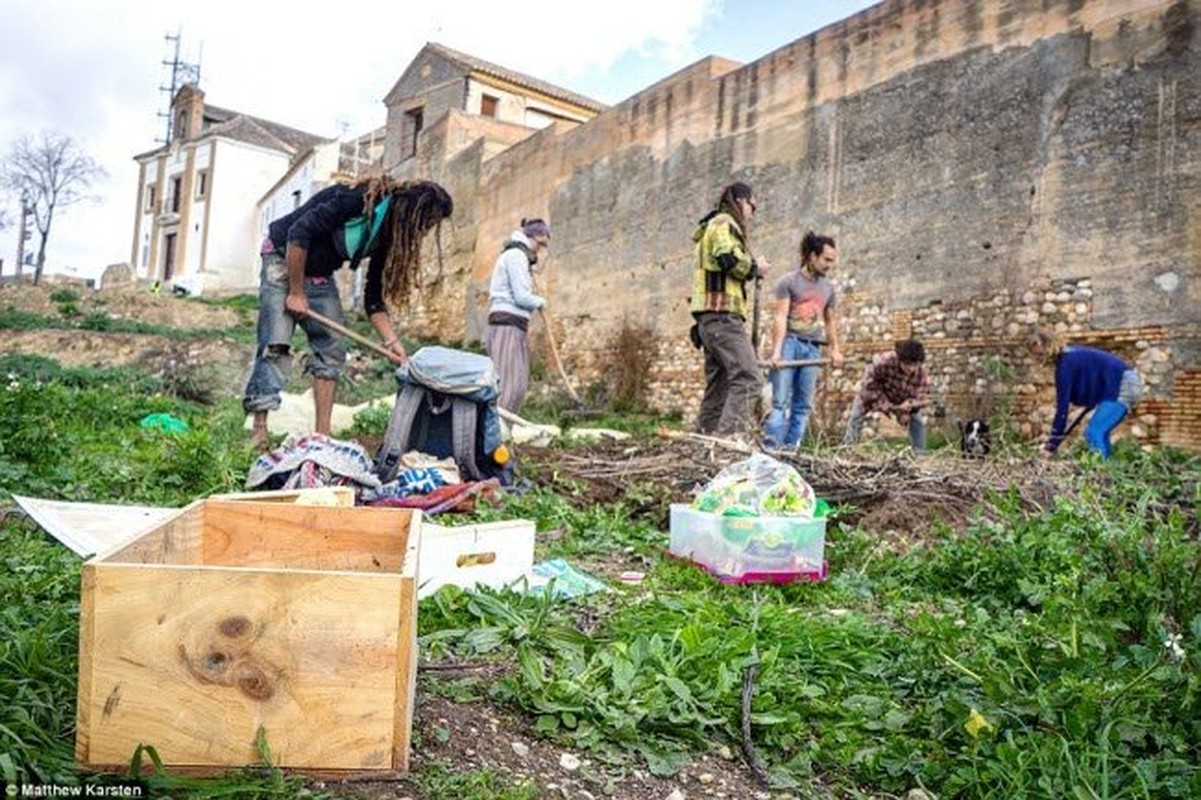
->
xmin=751 ymin=276 xmax=763 ymax=350
xmin=758 ymin=358 xmax=830 ymax=368
xmin=305 ymin=309 xmax=396 ymax=360
xmin=539 ymin=308 xmax=582 ymax=403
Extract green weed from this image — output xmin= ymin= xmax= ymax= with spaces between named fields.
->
xmin=415 ymin=760 xmax=538 ymax=799
xmin=48 ymin=290 xmax=80 ymax=305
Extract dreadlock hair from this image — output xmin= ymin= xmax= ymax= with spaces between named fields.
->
xmin=351 ymin=175 xmax=454 ymax=310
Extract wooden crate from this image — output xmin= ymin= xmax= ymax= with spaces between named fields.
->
xmin=75 ymin=498 xmax=420 ymax=775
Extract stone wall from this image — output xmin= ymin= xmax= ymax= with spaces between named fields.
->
xmin=398 ymin=0 xmax=1200 ymax=450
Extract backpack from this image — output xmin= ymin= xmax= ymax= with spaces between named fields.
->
xmin=375 ymin=346 xmax=512 ymax=485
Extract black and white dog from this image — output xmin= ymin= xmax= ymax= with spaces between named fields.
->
xmin=959 ymin=419 xmax=992 ymax=458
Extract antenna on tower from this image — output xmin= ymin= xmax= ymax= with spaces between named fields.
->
xmin=156 ymin=31 xmax=202 ymax=145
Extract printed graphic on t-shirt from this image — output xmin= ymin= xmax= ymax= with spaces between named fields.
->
xmin=790 ymin=289 xmax=828 ymax=326
xmin=774 ymin=271 xmax=835 ymax=338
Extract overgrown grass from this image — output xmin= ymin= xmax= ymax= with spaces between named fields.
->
xmin=0 ymin=355 xmax=252 ymax=502
xmin=1 ymin=342 xmax=1197 ymax=799
xmin=0 ymin=305 xmax=256 ymax=344
xmin=422 ymin=447 xmax=1201 ymax=798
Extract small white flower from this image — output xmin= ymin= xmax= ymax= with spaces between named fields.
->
xmin=1163 ymin=633 xmax=1185 ymax=662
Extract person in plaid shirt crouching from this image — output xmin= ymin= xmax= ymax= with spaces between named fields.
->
xmin=842 ymin=339 xmax=930 ymax=450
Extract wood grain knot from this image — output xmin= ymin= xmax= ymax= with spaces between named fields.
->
xmin=234 ymin=663 xmax=274 ymax=700
xmin=205 ymin=650 xmax=230 ymax=672
xmin=219 ymin=615 xmax=252 ymax=638
xmin=103 ymin=684 xmax=122 ymax=718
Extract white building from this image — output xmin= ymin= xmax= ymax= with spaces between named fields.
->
xmin=257 ymin=126 xmax=386 ymax=245
xmin=128 ymin=43 xmax=602 ymax=292
xmin=130 ymin=84 xmax=332 ymax=291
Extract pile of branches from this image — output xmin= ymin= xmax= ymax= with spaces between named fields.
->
xmin=521 ymin=432 xmax=1069 ymax=531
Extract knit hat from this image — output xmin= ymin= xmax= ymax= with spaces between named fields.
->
xmin=521 ymin=218 xmax=551 ymax=240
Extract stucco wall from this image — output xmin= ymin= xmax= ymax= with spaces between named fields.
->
xmin=399 ymin=0 xmax=1200 ymax=448
xmin=201 ymin=143 xmax=291 ymax=290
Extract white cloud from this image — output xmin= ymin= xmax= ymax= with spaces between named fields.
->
xmin=0 ymin=0 xmax=720 ymax=278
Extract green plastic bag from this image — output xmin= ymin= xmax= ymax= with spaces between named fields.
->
xmin=138 ymin=412 xmax=189 ymax=434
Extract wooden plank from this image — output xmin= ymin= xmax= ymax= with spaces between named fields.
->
xmin=97 ymin=500 xmax=205 ymax=566
xmin=200 ymin=502 xmax=414 ymax=572
xmin=74 ymin=564 xmax=97 ymax=764
xmin=211 ymin=487 xmax=356 ymax=507
xmin=12 ymin=495 xmax=177 ymax=557
xmin=392 ymin=510 xmax=420 ymax=769
xmin=79 ymin=563 xmax=410 ymax=771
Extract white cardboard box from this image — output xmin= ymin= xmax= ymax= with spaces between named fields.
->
xmin=417 ymin=519 xmax=536 ymax=598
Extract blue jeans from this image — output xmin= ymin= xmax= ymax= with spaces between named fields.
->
xmin=842 ymin=396 xmax=927 ymax=450
xmin=242 ymin=253 xmax=347 ymax=414
xmin=1083 ymin=369 xmax=1143 ymax=459
xmin=763 ymin=336 xmax=822 ymax=447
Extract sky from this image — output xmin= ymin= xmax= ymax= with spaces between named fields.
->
xmin=0 ymin=0 xmax=878 ymax=281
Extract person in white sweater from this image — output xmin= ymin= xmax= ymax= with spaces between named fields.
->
xmin=485 ymin=218 xmax=550 ymax=412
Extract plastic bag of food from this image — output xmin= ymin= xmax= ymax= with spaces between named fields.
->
xmin=692 ymin=452 xmax=816 ymax=518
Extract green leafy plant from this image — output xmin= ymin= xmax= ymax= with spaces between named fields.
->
xmin=48 ymin=289 xmax=80 ymax=304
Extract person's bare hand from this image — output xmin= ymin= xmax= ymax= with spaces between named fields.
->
xmin=284 ymin=293 xmax=310 ymax=319
xmin=830 ymin=348 xmax=844 ymax=368
xmin=757 ymin=257 xmax=771 ymax=279
xmin=385 ymin=341 xmax=408 ymax=366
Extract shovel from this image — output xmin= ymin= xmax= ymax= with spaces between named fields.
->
xmin=539 ymin=307 xmax=583 ymax=405
xmin=530 ymin=260 xmax=587 ymax=409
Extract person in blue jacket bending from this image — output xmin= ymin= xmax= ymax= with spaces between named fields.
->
xmin=1029 ymin=329 xmax=1144 ymax=459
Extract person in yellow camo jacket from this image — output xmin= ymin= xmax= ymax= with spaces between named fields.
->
xmin=689 ymin=182 xmax=769 ymax=437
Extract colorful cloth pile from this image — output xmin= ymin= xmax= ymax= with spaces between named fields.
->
xmin=246 ymin=433 xmax=381 ymax=493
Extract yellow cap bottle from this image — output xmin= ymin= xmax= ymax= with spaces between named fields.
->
xmin=493 ymin=444 xmax=510 ymax=465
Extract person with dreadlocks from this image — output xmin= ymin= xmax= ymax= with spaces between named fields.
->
xmin=690 ymin=181 xmax=769 ymax=437
xmin=243 ymin=175 xmax=453 ymax=448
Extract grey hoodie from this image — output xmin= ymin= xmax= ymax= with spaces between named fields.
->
xmin=488 ymin=229 xmax=545 ymax=319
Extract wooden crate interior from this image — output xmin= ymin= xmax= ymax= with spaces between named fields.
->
xmin=98 ymin=500 xmax=417 ymax=572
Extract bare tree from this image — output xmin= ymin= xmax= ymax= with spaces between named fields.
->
xmin=1 ymin=131 xmax=106 ymax=284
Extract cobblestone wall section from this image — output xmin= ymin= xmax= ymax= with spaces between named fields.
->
xmin=630 ymin=274 xmax=1195 ymax=449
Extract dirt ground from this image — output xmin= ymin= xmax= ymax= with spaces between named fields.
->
xmin=0 ymin=281 xmax=244 ymax=330
xmin=327 ymin=693 xmax=779 ymax=800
